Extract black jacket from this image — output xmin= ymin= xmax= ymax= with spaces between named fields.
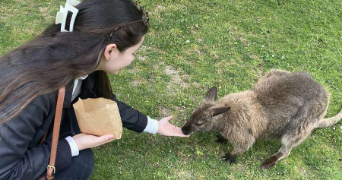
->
xmin=0 ymin=72 xmax=148 ymax=180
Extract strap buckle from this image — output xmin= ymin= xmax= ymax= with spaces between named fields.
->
xmin=47 ymin=165 xmax=56 ymax=174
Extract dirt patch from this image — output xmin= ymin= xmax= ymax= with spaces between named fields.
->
xmin=160 ymin=107 xmax=172 ymax=117
xmin=156 ymin=5 xmax=167 ymax=12
xmin=165 ymin=65 xmax=190 ymax=89
xmin=173 ymin=170 xmax=193 ymax=180
xmin=39 ymin=6 xmax=53 ymax=21
xmin=238 ymin=35 xmax=250 ymax=47
xmin=137 ymin=56 xmax=148 ymax=61
xmin=132 ymin=80 xmax=140 ymax=87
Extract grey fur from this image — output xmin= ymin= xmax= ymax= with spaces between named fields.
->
xmin=182 ymin=69 xmax=342 ymax=169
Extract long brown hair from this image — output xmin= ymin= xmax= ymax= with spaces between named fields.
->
xmin=0 ymin=0 xmax=149 ymax=124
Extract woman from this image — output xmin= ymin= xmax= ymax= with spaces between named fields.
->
xmin=0 ymin=0 xmax=188 ymax=179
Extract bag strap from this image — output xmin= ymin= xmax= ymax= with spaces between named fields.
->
xmin=46 ymin=86 xmax=66 ymax=180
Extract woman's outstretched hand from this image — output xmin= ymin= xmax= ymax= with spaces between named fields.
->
xmin=157 ymin=116 xmax=190 ymax=137
xmin=72 ymin=133 xmax=115 ymax=151
xmin=73 ymin=116 xmax=188 ymax=151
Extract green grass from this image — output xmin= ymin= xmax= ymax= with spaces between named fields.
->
xmin=1 ymin=0 xmax=341 ymax=179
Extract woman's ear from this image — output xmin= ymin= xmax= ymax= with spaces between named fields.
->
xmin=103 ymin=44 xmax=117 ymax=60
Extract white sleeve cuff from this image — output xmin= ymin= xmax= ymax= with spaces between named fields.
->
xmin=143 ymin=116 xmax=159 ymax=134
xmin=65 ymin=136 xmax=80 ymax=157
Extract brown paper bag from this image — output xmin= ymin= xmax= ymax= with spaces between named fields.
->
xmin=73 ymin=98 xmax=122 ymax=139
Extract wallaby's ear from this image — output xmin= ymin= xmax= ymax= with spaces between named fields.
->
xmin=212 ymin=107 xmax=231 ymax=117
xmin=204 ymin=87 xmax=217 ymax=101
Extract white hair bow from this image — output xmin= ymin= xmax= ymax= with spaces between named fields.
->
xmin=55 ymin=0 xmax=81 ymax=32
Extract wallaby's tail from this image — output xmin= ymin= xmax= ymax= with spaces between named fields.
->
xmin=317 ymin=108 xmax=342 ymax=128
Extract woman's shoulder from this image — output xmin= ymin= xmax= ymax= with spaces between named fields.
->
xmin=1 ymin=86 xmax=58 ymax=125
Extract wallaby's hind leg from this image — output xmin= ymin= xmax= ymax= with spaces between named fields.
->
xmin=261 ymin=126 xmax=314 ymax=169
xmin=261 ymin=102 xmax=316 ymax=169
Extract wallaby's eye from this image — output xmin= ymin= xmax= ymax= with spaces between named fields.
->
xmin=195 ymin=121 xmax=204 ymax=126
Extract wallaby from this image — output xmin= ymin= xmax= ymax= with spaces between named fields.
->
xmin=181 ymin=69 xmax=342 ymax=169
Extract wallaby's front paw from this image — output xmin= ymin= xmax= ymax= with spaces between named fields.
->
xmin=216 ymin=135 xmax=228 ymax=144
xmin=221 ymin=153 xmax=237 ymax=164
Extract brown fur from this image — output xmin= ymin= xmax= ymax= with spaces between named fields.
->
xmin=182 ymin=69 xmax=342 ymax=169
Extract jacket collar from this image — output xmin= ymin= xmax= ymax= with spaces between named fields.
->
xmin=82 ymin=72 xmax=96 ymax=91
xmin=63 ymin=72 xmax=96 ymax=108
xmin=63 ymin=80 xmax=74 ymax=108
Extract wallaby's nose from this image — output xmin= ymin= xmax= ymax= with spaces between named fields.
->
xmin=181 ymin=127 xmax=189 ymax=135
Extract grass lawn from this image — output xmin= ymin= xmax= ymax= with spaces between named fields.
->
xmin=1 ymin=0 xmax=341 ymax=179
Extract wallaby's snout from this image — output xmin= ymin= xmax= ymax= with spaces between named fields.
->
xmin=181 ymin=117 xmax=198 ymax=135
xmin=181 ymin=87 xmax=231 ymax=135
xmin=181 ymin=126 xmax=190 ymax=135
xmin=181 ymin=118 xmax=203 ymax=135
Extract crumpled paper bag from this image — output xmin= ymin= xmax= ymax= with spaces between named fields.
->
xmin=73 ymin=98 xmax=122 ymax=139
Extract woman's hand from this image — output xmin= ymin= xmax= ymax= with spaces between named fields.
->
xmin=157 ymin=116 xmax=190 ymax=137
xmin=72 ymin=133 xmax=115 ymax=151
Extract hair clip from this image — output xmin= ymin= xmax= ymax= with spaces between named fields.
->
xmin=55 ymin=0 xmax=81 ymax=32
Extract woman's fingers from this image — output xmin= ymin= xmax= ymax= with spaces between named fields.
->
xmin=100 ymin=134 xmax=115 ymax=141
xmin=73 ymin=133 xmax=115 ymax=150
xmin=164 ymin=116 xmax=173 ymax=121
xmin=172 ymin=127 xmax=190 ymax=137
xmin=95 ymin=134 xmax=115 ymax=146
xmin=157 ymin=116 xmax=190 ymax=137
